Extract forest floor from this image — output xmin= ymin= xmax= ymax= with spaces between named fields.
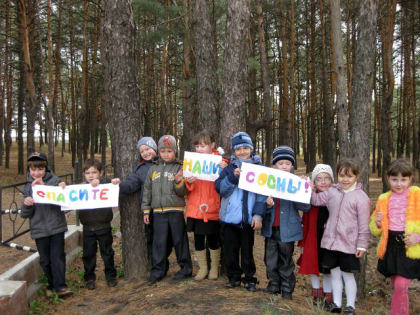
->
xmin=1 ymin=145 xmax=419 ymax=314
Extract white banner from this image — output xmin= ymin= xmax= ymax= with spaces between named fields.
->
xmin=238 ymin=162 xmax=311 ymax=204
xmin=182 ymin=151 xmax=223 ymax=182
xmin=32 ymin=183 xmax=119 ymax=210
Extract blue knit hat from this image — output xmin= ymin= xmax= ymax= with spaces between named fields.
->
xmin=231 ymin=132 xmax=254 ymax=151
xmin=272 ymin=145 xmax=296 ymax=166
xmin=137 ymin=137 xmax=157 ymax=152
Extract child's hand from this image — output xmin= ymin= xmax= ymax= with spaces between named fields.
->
xmin=187 ymin=176 xmax=196 ymax=183
xmin=144 ymin=214 xmax=150 ymax=225
xmin=375 ymin=212 xmax=383 ymax=229
xmin=58 ymin=182 xmax=66 ymax=189
xmin=111 ymin=178 xmax=120 ymax=185
xmin=404 ymin=233 xmax=420 ymax=246
xmin=24 ymin=197 xmax=34 ymax=206
xmin=90 ymin=179 xmax=100 ymax=187
xmin=266 ymin=196 xmax=274 ymax=207
xmin=251 ymin=218 xmax=262 ymax=230
xmin=219 ymin=161 xmax=228 ymax=169
xmin=32 ymin=178 xmax=44 ymax=186
xmin=174 ymin=169 xmax=183 ymax=183
xmin=308 ymin=179 xmax=315 ymax=191
xmin=355 ymin=250 xmax=365 ymax=258
xmin=233 ymin=168 xmax=241 ymax=177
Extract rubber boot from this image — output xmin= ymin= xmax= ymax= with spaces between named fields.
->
xmin=208 ymin=248 xmax=220 ymax=280
xmin=194 ymin=250 xmax=208 ymax=281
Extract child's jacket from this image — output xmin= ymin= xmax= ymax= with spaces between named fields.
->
xmin=261 ymin=198 xmax=310 ymax=242
xmin=185 ymin=150 xmax=226 ymax=222
xmin=141 ymin=158 xmax=187 ymax=215
xmin=215 ymin=154 xmax=266 ymax=225
xmin=119 ymin=158 xmax=156 ymax=205
xmin=311 ymin=183 xmax=370 ymax=254
xmin=370 ymin=186 xmax=420 ymax=259
xmin=21 ymin=170 xmax=68 ymax=239
xmin=78 ymin=178 xmax=113 ymax=232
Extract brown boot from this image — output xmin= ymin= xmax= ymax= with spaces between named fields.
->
xmin=194 ymin=250 xmax=208 ymax=281
xmin=208 ymin=248 xmax=220 ymax=280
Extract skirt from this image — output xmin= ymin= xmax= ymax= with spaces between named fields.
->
xmin=186 ymin=218 xmax=219 ymax=235
xmin=377 ymin=230 xmax=420 ymax=279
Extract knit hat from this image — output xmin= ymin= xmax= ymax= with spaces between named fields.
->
xmin=27 ymin=152 xmax=48 ymax=163
xmin=272 ymin=145 xmax=296 ymax=166
xmin=311 ymin=163 xmax=334 ymax=182
xmin=158 ymin=135 xmax=177 ymax=153
xmin=137 ymin=137 xmax=157 ymax=152
xmin=231 ymin=132 xmax=254 ymax=151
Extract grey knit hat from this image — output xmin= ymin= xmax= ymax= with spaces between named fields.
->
xmin=137 ymin=137 xmax=157 ymax=152
xmin=158 ymin=135 xmax=177 ymax=153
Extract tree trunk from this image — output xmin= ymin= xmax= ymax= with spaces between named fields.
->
xmin=103 ymin=0 xmax=148 ymax=279
xmin=47 ymin=0 xmax=55 ymax=171
xmin=350 ymin=0 xmax=377 ymax=299
xmin=220 ymin=0 xmax=250 ymax=154
xmin=193 ymin=0 xmax=219 ymax=132
xmin=330 ymin=0 xmax=349 ymax=157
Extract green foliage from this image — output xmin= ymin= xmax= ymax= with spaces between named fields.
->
xmin=37 ymin=273 xmax=49 ymax=287
xmin=29 ymin=299 xmax=47 ymax=315
xmin=248 ymin=57 xmax=261 ymax=71
xmin=117 ymin=268 xmax=125 ymax=278
xmin=262 ymin=296 xmax=296 ymax=315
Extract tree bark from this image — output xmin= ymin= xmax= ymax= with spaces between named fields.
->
xmin=220 ymin=0 xmax=250 ymax=155
xmin=103 ymin=0 xmax=148 ymax=279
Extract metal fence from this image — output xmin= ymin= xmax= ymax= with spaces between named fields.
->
xmin=0 ymin=173 xmax=73 ymax=253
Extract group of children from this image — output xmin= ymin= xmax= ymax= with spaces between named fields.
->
xmin=21 ymin=131 xmax=419 ymax=315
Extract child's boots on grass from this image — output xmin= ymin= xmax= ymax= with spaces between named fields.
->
xmin=194 ymin=250 xmax=208 ymax=281
xmin=312 ymin=288 xmax=324 ymax=304
xmin=208 ymin=249 xmax=220 ymax=280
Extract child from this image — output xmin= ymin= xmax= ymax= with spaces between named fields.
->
xmin=311 ymin=159 xmax=370 ymax=315
xmin=78 ymin=158 xmax=117 ymax=290
xmin=185 ymin=130 xmax=227 ymax=281
xmin=215 ymin=131 xmax=266 ymax=291
xmin=370 ymin=158 xmax=420 ymax=315
xmin=297 ymin=164 xmax=333 ymax=305
xmin=21 ymin=152 xmax=72 ymax=298
xmin=141 ymin=135 xmax=192 ymax=285
xmin=262 ymin=146 xmax=311 ymax=299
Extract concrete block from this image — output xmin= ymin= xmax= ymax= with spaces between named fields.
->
xmin=0 ymin=280 xmax=28 ymax=315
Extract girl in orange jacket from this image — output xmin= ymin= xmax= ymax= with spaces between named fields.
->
xmin=185 ymin=130 xmax=227 ymax=281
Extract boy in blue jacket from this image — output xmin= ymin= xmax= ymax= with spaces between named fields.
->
xmin=215 ymin=132 xmax=266 ymax=291
xmin=262 ymin=146 xmax=311 ymax=299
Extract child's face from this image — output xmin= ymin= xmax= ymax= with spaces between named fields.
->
xmin=273 ymin=159 xmax=293 ymax=172
xmin=387 ymin=173 xmax=412 ymax=194
xmin=314 ymin=172 xmax=333 ymax=192
xmin=84 ymin=166 xmax=103 ymax=183
xmin=337 ymin=168 xmax=358 ymax=190
xmin=160 ymin=148 xmax=176 ymax=162
xmin=139 ymin=145 xmax=157 ymax=161
xmin=234 ymin=146 xmax=252 ymax=160
xmin=195 ymin=142 xmax=214 ymax=154
xmin=29 ymin=167 xmax=46 ymax=180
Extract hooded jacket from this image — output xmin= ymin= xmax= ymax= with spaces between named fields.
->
xmin=21 ymin=170 xmax=68 ymax=239
xmin=311 ymin=183 xmax=370 ymax=254
xmin=141 ymin=158 xmax=187 ymax=215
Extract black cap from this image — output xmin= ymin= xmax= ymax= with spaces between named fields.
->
xmin=27 ymin=152 xmax=48 ymax=163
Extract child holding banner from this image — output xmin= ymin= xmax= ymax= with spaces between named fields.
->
xmin=21 ymin=152 xmax=73 ymax=298
xmin=370 ymin=159 xmax=420 ymax=315
xmin=185 ymin=130 xmax=227 ymax=281
xmin=310 ymin=159 xmax=370 ymax=315
xmin=262 ymin=146 xmax=311 ymax=300
xmin=297 ymin=164 xmax=334 ymax=306
xmin=215 ymin=132 xmax=266 ymax=291
xmin=142 ymin=135 xmax=192 ymax=285
xmin=78 ymin=159 xmax=117 ymax=290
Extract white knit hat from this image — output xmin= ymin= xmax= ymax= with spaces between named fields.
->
xmin=312 ymin=164 xmax=334 ymax=182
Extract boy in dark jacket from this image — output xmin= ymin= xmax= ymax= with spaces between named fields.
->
xmin=78 ymin=158 xmax=117 ymax=290
xmin=21 ymin=152 xmax=72 ymax=298
xmin=141 ymin=135 xmax=192 ymax=285
xmin=262 ymin=146 xmax=311 ymax=299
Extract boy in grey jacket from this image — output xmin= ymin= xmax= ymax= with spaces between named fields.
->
xmin=141 ymin=135 xmax=192 ymax=285
xmin=21 ymin=152 xmax=72 ymax=298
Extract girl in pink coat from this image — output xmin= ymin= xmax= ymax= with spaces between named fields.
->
xmin=310 ymin=159 xmax=370 ymax=315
